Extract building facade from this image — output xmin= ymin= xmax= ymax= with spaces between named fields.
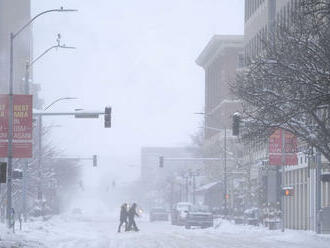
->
xmin=196 ymin=36 xmax=251 ymax=213
xmin=244 ymin=0 xmax=330 ymax=231
xmin=0 ymin=0 xmax=32 ymax=94
xmin=196 ymin=35 xmax=244 ymax=138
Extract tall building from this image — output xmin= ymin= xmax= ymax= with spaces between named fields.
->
xmin=0 ymin=0 xmax=32 ymax=94
xmin=244 ymin=0 xmax=291 ymax=60
xmin=196 ymin=35 xmax=244 ymax=139
xmin=244 ymin=0 xmax=330 ymax=231
xmin=196 ymin=35 xmax=248 ymax=212
xmin=0 ymin=0 xmax=42 ymax=218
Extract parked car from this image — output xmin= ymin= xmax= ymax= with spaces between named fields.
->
xmin=171 ymin=202 xmax=193 ymax=225
xmin=185 ymin=205 xmax=213 ymax=229
xmin=149 ymin=208 xmax=169 ymax=222
xmin=244 ymin=207 xmax=260 ymax=226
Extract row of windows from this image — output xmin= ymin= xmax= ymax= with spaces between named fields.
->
xmin=245 ymin=0 xmax=266 ymax=22
xmin=245 ymin=25 xmax=268 ymax=63
xmin=245 ymin=0 xmax=300 ymax=62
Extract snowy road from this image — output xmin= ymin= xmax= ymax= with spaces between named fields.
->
xmin=12 ymin=213 xmax=330 ymax=248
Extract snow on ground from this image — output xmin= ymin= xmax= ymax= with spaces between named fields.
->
xmin=0 ymin=212 xmax=329 ymax=248
xmin=1 ymin=191 xmax=329 ymax=248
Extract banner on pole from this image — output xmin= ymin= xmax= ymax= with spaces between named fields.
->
xmin=269 ymin=129 xmax=298 ymax=166
xmin=0 ymin=94 xmax=33 ymax=158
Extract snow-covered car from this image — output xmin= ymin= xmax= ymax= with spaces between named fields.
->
xmin=149 ymin=208 xmax=169 ymax=222
xmin=171 ymin=202 xmax=193 ymax=225
xmin=244 ymin=208 xmax=260 ymax=226
xmin=185 ymin=205 xmax=213 ymax=229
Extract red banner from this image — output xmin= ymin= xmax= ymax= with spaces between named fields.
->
xmin=0 ymin=94 xmax=33 ymax=158
xmin=269 ymin=129 xmax=298 ymax=166
xmin=0 ymin=142 xmax=32 ymax=158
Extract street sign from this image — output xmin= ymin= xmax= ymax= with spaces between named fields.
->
xmin=0 ymin=94 xmax=33 ymax=158
xmin=269 ymin=129 xmax=298 ymax=166
xmin=74 ymin=113 xmax=99 ymax=118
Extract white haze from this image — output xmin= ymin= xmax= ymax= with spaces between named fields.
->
xmin=31 ymin=0 xmax=243 ymax=197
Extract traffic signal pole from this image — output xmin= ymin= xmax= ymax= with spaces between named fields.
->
xmin=53 ymin=156 xmax=97 ymax=167
xmin=315 ymin=149 xmax=322 ymax=234
xmin=281 ymin=129 xmax=286 ymax=232
xmin=224 ymin=128 xmax=228 ymax=217
xmin=33 ymin=109 xmax=108 ymax=201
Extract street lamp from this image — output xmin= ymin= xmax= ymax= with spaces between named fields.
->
xmin=22 ymin=37 xmax=75 ymax=222
xmin=44 ymin=97 xmax=78 ymax=111
xmin=37 ymin=97 xmax=78 ymax=201
xmin=7 ymin=7 xmax=77 ymax=226
xmin=24 ymin=33 xmax=76 ymax=94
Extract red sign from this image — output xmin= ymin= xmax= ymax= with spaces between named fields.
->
xmin=0 ymin=94 xmax=33 ymax=158
xmin=269 ymin=129 xmax=282 ymax=153
xmin=269 ymin=129 xmax=298 ymax=166
xmin=0 ymin=142 xmax=32 ymax=158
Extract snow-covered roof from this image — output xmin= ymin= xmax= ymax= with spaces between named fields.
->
xmin=196 ymin=35 xmax=244 ymax=68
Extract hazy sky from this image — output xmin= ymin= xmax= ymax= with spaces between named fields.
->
xmin=31 ymin=0 xmax=244 ymax=183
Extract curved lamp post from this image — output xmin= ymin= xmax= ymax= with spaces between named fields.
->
xmin=7 ymin=7 xmax=77 ymax=227
xmin=25 ymin=34 xmax=76 ymax=94
xmin=21 ymin=35 xmax=75 ymax=222
xmin=37 ymin=97 xmax=78 ymax=202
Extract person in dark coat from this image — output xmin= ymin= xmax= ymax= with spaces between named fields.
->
xmin=127 ymin=203 xmax=139 ymax=231
xmin=118 ymin=203 xmax=128 ymax=233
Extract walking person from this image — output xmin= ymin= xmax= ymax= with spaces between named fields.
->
xmin=118 ymin=203 xmax=128 ymax=233
xmin=127 ymin=203 xmax=139 ymax=231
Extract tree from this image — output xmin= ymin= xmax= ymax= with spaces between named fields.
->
xmin=231 ymin=0 xmax=330 ymax=161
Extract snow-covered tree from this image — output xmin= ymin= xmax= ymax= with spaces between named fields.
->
xmin=231 ymin=0 xmax=330 ymax=160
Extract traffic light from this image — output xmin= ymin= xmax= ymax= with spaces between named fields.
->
xmin=0 ymin=162 xmax=7 ymax=183
xmin=104 ymin=106 xmax=112 ymax=128
xmin=93 ymin=155 xmax=97 ymax=167
xmin=224 ymin=193 xmax=230 ymax=200
xmin=232 ymin=112 xmax=241 ymax=136
xmin=282 ymin=188 xmax=294 ymax=196
xmin=159 ymin=156 xmax=164 ymax=168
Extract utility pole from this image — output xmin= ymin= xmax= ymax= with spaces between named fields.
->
xmin=185 ymin=175 xmax=189 ymax=202
xmin=38 ymin=115 xmax=42 ymax=200
xmin=281 ymin=129 xmax=286 ymax=232
xmin=224 ymin=128 xmax=228 ymax=216
xmin=6 ymin=7 xmax=77 ymax=227
xmin=7 ymin=32 xmax=14 ymax=227
xmin=192 ymin=173 xmax=196 ymax=204
xmin=189 ymin=170 xmax=199 ymax=205
xmin=315 ymin=149 xmax=322 ymax=234
xmin=22 ymin=62 xmax=30 ymax=222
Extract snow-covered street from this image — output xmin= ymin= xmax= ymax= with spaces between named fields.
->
xmin=1 ymin=212 xmax=329 ymax=248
